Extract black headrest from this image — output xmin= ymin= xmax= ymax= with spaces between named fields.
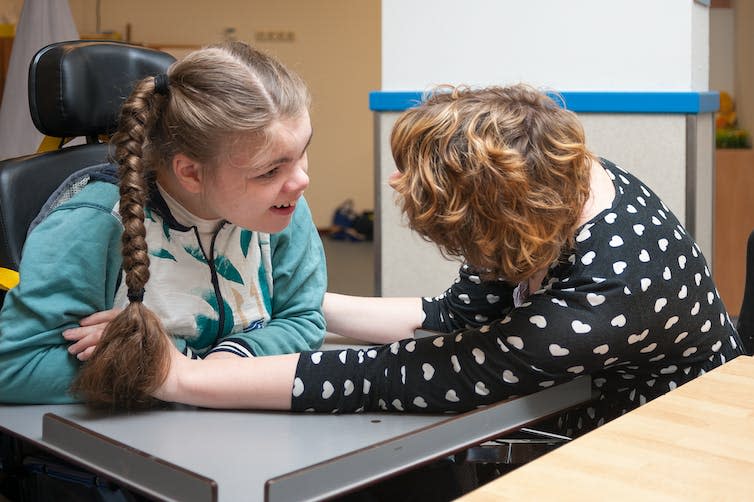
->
xmin=28 ymin=40 xmax=176 ymax=138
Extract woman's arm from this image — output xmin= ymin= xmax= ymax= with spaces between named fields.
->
xmin=155 ymin=344 xmax=299 ymax=409
xmin=154 ymin=280 xmax=606 ymax=413
xmin=323 ymin=292 xmax=423 ymax=343
xmin=421 ymin=264 xmax=516 ymax=332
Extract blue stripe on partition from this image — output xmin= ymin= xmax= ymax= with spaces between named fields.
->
xmin=369 ymin=91 xmax=720 ymax=114
xmin=369 ymin=92 xmax=425 ymax=111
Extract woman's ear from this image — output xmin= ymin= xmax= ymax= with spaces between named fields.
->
xmin=171 ymin=153 xmax=204 ymax=194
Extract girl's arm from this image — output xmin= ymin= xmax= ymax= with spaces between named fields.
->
xmin=0 ymin=194 xmax=123 ymax=404
xmin=323 ymin=263 xmax=515 ymax=344
xmin=323 ymin=292 xmax=423 ymax=343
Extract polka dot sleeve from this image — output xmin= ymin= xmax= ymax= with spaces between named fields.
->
xmin=292 ymin=329 xmax=551 ymax=414
xmin=421 ymin=265 xmax=516 ymax=332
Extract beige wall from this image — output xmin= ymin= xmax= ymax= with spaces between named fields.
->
xmin=734 ymin=0 xmax=754 ymax=136
xmin=65 ymin=0 xmax=380 ymax=228
xmin=710 ymin=5 xmax=734 ymax=96
xmin=708 ymin=0 xmax=754 ymax=136
xmin=0 ymin=0 xmax=22 ymax=23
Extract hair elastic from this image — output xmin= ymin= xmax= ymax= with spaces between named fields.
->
xmin=154 ymin=73 xmax=170 ymax=96
xmin=127 ymin=288 xmax=145 ymax=302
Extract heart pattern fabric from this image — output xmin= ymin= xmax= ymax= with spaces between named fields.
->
xmin=292 ymin=159 xmax=741 ymax=439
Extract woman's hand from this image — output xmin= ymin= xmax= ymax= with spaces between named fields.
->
xmin=152 ymin=341 xmax=192 ymax=403
xmin=204 ymin=351 xmax=244 ymax=360
xmin=153 ymin=348 xmax=299 ymax=409
xmin=62 ymin=308 xmax=121 ymax=361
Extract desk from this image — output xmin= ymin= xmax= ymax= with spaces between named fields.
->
xmin=0 ymin=336 xmax=592 ymax=501
xmin=459 ymin=355 xmax=754 ymax=501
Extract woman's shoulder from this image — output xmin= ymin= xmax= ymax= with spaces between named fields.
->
xmin=598 ymin=158 xmax=667 ymax=211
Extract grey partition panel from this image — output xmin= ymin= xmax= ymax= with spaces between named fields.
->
xmin=43 ymin=413 xmax=217 ymax=502
xmin=265 ymin=376 xmax=592 ymax=501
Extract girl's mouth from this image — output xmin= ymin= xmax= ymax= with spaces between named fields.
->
xmin=270 ymin=201 xmax=297 ymax=215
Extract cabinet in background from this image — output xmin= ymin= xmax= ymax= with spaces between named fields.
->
xmin=713 ymin=148 xmax=754 ymax=317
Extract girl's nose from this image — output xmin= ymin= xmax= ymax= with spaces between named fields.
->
xmin=287 ymin=164 xmax=309 ymax=193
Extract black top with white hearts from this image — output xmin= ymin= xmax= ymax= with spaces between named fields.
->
xmin=292 ymin=159 xmax=742 ymax=437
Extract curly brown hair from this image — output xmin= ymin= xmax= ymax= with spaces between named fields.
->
xmin=389 ymin=84 xmax=594 ymax=283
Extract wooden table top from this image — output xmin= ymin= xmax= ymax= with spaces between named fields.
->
xmin=459 ymin=355 xmax=754 ymax=501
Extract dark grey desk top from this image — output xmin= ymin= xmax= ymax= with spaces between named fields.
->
xmin=0 ymin=335 xmax=592 ymax=501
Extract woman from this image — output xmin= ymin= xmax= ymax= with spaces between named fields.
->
xmin=155 ymin=84 xmax=742 ymax=438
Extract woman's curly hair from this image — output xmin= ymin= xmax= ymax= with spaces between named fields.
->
xmin=389 ymin=84 xmax=594 ymax=283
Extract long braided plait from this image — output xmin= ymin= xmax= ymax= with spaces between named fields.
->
xmin=71 ymin=76 xmax=172 ymax=408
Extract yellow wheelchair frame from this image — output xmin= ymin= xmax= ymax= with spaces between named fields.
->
xmin=0 ymin=267 xmax=19 ymax=291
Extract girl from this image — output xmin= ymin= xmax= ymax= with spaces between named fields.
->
xmin=0 ymin=41 xmax=326 ymax=406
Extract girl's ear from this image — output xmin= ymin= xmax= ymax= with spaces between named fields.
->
xmin=171 ymin=153 xmax=204 ymax=194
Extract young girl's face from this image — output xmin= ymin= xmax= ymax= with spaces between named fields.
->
xmin=202 ymin=112 xmax=312 ymax=233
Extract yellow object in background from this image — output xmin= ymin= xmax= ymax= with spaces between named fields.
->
xmin=80 ymin=31 xmax=122 ymax=41
xmin=37 ymin=135 xmax=69 ymax=152
xmin=0 ymin=267 xmax=19 ymax=291
xmin=716 ymin=91 xmax=751 ymax=148
xmin=716 ymin=91 xmax=737 ymax=130
xmin=37 ymin=135 xmax=110 ymax=153
xmin=0 ymin=24 xmax=15 ymax=37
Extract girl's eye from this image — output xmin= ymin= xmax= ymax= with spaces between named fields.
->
xmin=257 ymin=167 xmax=279 ymax=179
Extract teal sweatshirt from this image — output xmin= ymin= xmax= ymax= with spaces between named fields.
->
xmin=0 ymin=174 xmax=326 ymax=403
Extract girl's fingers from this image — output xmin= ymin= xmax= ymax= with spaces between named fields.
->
xmin=79 ymin=308 xmax=121 ymax=327
xmin=77 ymin=345 xmax=97 ymax=361
xmin=67 ymin=331 xmax=103 ymax=354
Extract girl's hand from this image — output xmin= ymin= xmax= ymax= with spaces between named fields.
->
xmin=62 ymin=308 xmax=122 ymax=361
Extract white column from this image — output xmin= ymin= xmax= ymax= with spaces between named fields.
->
xmin=375 ymin=0 xmax=713 ymax=296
